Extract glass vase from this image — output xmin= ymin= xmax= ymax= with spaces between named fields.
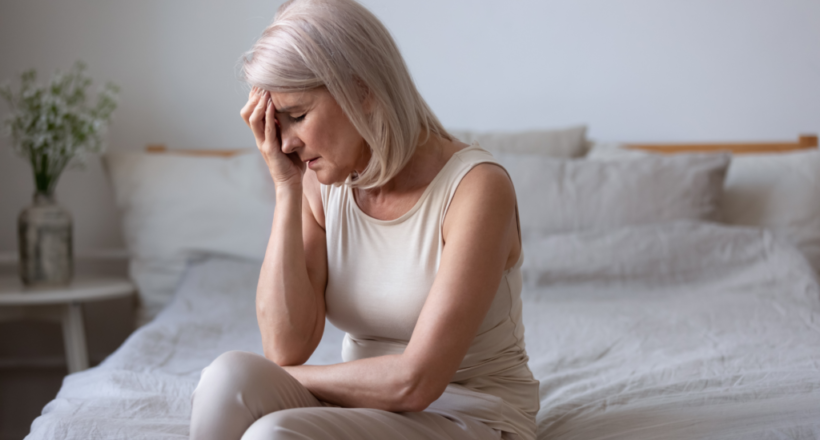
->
xmin=18 ymin=192 xmax=73 ymax=286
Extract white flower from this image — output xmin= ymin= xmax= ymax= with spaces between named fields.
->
xmin=1 ymin=61 xmax=118 ymax=194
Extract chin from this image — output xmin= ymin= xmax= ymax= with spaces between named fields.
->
xmin=313 ymin=169 xmax=346 ymax=186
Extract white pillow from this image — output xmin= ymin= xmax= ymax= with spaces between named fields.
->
xmin=104 ymin=150 xmax=274 ymax=324
xmin=494 ymin=152 xmax=730 ymax=239
xmin=587 ymin=143 xmax=820 ymax=274
xmin=721 ymin=151 xmax=820 ymax=273
xmin=586 ymin=141 xmax=646 ymax=160
xmin=520 ymin=221 xmax=789 ymax=290
xmin=449 ymin=125 xmax=587 ymax=158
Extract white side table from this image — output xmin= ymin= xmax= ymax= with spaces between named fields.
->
xmin=0 ymin=277 xmax=136 ymax=373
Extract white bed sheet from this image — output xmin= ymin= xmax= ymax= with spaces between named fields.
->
xmin=26 ymin=222 xmax=820 ymax=439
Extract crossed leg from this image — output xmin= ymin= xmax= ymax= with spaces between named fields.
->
xmin=189 ymin=351 xmax=500 ymax=440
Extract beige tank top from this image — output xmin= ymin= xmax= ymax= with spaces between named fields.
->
xmin=321 ymin=144 xmax=539 ymax=440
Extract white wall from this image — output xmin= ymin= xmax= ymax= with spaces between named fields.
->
xmin=1 ymin=0 xmax=819 ymax=254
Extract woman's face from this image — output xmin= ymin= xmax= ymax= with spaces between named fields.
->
xmin=269 ymin=87 xmax=368 ymax=185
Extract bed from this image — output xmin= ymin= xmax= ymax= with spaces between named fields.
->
xmin=25 ymin=130 xmax=820 ymax=439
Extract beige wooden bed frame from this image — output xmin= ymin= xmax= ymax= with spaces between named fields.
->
xmin=625 ymin=134 xmax=818 ymax=154
xmin=145 ymin=134 xmax=818 ymax=156
xmin=145 ymin=144 xmax=249 ymax=157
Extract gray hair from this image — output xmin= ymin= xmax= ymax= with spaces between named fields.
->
xmin=241 ymin=0 xmax=451 ymax=188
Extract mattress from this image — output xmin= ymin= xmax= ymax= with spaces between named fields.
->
xmin=26 ymin=221 xmax=820 ymax=439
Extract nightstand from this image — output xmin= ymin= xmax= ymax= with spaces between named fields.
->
xmin=0 ymin=277 xmax=136 ymax=373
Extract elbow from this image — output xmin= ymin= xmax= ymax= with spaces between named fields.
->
xmin=259 ymin=326 xmax=313 ymax=367
xmin=395 ymin=393 xmax=435 ymax=413
xmin=260 ymin=330 xmax=316 ymax=366
xmin=390 ymin=367 xmax=446 ymax=413
xmin=256 ymin=303 xmax=318 ymax=367
xmin=264 ymin=347 xmax=309 ymax=367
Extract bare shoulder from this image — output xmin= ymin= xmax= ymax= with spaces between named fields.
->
xmin=445 ymin=163 xmax=516 ymax=227
xmin=443 ymin=161 xmax=521 ymax=268
xmin=453 ymin=163 xmax=515 ymax=208
xmin=302 ymin=170 xmax=325 ymax=229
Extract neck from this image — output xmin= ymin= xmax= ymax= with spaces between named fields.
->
xmin=363 ymin=132 xmax=447 ymax=197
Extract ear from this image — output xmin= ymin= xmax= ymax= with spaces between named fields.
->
xmin=354 ymin=76 xmax=375 ymax=114
xmin=362 ymin=91 xmax=375 ymax=115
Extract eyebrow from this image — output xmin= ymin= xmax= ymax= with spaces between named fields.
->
xmin=274 ymin=106 xmax=302 ymax=114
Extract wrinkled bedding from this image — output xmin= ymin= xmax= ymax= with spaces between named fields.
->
xmin=26 ymin=222 xmax=820 ymax=439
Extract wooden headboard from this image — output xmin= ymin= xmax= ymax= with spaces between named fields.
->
xmin=145 ymin=144 xmax=249 ymax=157
xmin=145 ymin=134 xmax=819 ymax=157
xmin=625 ymin=135 xmax=818 ymax=154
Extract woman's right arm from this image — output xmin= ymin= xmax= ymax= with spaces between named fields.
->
xmin=241 ymin=87 xmax=328 ymax=366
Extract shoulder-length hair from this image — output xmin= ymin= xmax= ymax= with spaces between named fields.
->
xmin=241 ymin=0 xmax=451 ymax=188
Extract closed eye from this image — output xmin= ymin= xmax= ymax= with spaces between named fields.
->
xmin=290 ymin=114 xmax=306 ymax=122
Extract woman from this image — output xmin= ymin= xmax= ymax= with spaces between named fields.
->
xmin=189 ymin=0 xmax=539 ymax=438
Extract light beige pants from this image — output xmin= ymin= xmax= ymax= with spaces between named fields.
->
xmin=189 ymin=351 xmax=501 ymax=440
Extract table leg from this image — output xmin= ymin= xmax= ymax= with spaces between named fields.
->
xmin=61 ymin=302 xmax=89 ymax=373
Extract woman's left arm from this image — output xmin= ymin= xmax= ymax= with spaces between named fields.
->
xmin=283 ymin=164 xmax=518 ymax=412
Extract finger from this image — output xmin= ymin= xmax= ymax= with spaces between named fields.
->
xmin=264 ymin=97 xmax=278 ymax=148
xmin=240 ymin=90 xmax=262 ymax=126
xmin=248 ymin=91 xmax=270 ymax=143
xmin=289 ymin=151 xmax=306 ymax=174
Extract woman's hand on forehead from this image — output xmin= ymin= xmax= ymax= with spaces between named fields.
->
xmin=241 ymin=86 xmax=306 ymax=189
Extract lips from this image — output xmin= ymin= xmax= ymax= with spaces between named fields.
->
xmin=305 ymin=157 xmax=319 ymax=168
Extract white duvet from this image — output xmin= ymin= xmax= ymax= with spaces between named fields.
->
xmin=26 ymin=222 xmax=820 ymax=439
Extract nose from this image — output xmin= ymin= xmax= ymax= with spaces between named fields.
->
xmin=280 ymin=129 xmax=304 ymax=155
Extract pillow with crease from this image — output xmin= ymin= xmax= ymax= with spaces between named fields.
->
xmin=493 ymin=151 xmax=730 ymax=241
xmin=104 ymin=150 xmax=274 ymax=325
xmin=449 ymin=125 xmax=588 ymax=158
xmin=587 ymin=142 xmax=820 ymax=275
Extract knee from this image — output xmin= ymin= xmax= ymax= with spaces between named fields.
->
xmin=195 ymin=351 xmax=278 ymax=396
xmin=201 ymin=350 xmax=259 ymax=380
xmin=206 ymin=350 xmax=264 ymax=375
